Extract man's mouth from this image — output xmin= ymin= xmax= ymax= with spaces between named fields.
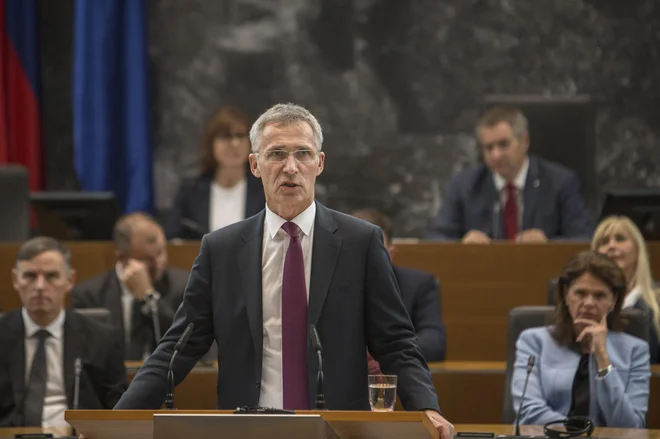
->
xmin=281 ymin=182 xmax=299 ymax=188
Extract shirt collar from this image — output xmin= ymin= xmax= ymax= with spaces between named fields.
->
xmin=265 ymin=201 xmax=316 ymax=240
xmin=22 ymin=307 xmax=65 ymax=340
xmin=622 ymin=285 xmax=643 ymax=309
xmin=493 ymin=157 xmax=529 ymax=192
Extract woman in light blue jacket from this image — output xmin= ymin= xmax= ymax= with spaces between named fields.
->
xmin=512 ymin=251 xmax=650 ymax=428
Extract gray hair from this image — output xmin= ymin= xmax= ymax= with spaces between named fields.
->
xmin=16 ymin=236 xmax=72 ymax=272
xmin=249 ymin=103 xmax=323 ymax=153
xmin=475 ymin=106 xmax=529 ymax=140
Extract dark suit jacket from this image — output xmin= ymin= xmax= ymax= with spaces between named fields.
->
xmin=115 ymin=201 xmax=440 ymax=412
xmin=164 ymin=172 xmax=265 ymax=239
xmin=0 ymin=309 xmax=126 ymax=427
xmin=427 ymin=155 xmax=593 ymax=240
xmin=392 ymin=266 xmax=446 ymax=361
xmin=72 ymin=267 xmax=189 ymax=360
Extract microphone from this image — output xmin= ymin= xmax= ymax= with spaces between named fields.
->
xmin=514 ymin=355 xmax=536 ymax=436
xmin=492 ymin=201 xmax=501 ymax=240
xmin=165 ymin=322 xmax=194 ymax=409
xmin=73 ymin=357 xmax=82 ymax=410
xmin=145 ymin=293 xmax=162 ymax=346
xmin=309 ymin=324 xmax=325 ymax=410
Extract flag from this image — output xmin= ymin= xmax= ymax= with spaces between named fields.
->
xmin=73 ymin=0 xmax=153 ymax=213
xmin=0 ymin=0 xmax=44 ymax=190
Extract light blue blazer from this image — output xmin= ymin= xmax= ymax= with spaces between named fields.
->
xmin=512 ymin=327 xmax=650 ymax=428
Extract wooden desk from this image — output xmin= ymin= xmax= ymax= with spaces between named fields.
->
xmin=2 ymin=242 xmax=660 ymax=360
xmin=0 ymin=426 xmax=72 ymax=437
xmin=121 ymin=361 xmax=660 ymax=428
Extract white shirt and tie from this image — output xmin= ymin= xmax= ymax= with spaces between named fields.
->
xmin=259 ymin=201 xmax=315 ymax=409
xmin=493 ymin=158 xmax=529 ymax=229
xmin=22 ymin=308 xmax=68 ymax=427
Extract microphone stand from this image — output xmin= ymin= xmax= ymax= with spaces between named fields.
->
xmin=514 ymin=355 xmax=536 ymax=436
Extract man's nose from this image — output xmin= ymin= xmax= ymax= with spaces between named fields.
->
xmin=35 ymin=274 xmax=47 ymax=289
xmin=283 ymin=153 xmax=298 ymax=173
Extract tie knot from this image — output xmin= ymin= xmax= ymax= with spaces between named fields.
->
xmin=34 ymin=329 xmax=51 ymax=342
xmin=282 ymin=221 xmax=301 ymax=239
xmin=505 ymin=182 xmax=516 ymax=193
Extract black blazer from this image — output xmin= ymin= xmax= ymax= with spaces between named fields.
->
xmin=427 ymin=155 xmax=593 ymax=240
xmin=392 ymin=265 xmax=446 ymax=361
xmin=164 ymin=172 xmax=265 ymax=239
xmin=71 ymin=267 xmax=189 ymax=360
xmin=115 ymin=201 xmax=440 ymax=412
xmin=0 ymin=309 xmax=126 ymax=427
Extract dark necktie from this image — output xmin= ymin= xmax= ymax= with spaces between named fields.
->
xmin=504 ymin=183 xmax=519 ymax=240
xmin=281 ymin=221 xmax=309 ymax=409
xmin=24 ymin=329 xmax=51 ymax=426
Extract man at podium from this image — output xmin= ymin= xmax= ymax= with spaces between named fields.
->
xmin=114 ymin=103 xmax=454 ymax=439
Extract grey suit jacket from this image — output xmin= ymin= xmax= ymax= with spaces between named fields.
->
xmin=114 ymin=201 xmax=440 ymax=412
xmin=427 ymin=155 xmax=593 ymax=240
xmin=72 ymin=267 xmax=189 ymax=360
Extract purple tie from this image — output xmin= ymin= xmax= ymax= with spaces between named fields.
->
xmin=281 ymin=221 xmax=309 ymax=410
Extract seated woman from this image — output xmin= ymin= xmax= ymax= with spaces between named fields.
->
xmin=593 ymin=215 xmax=660 ymax=363
xmin=164 ymin=106 xmax=265 ymax=239
xmin=512 ymin=250 xmax=650 ymax=428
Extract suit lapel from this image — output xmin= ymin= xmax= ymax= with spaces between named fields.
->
xmin=63 ymin=310 xmax=84 ymax=407
xmin=523 ymin=156 xmax=541 ymax=230
xmin=237 ymin=212 xmax=266 ymax=366
xmin=480 ymin=175 xmax=501 ymax=238
xmin=308 ymin=203 xmax=342 ymax=326
xmin=8 ymin=313 xmax=26 ymax=419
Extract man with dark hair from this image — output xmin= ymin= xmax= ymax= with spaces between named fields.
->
xmin=351 ymin=209 xmax=446 ymax=367
xmin=0 ymin=237 xmax=126 ymax=427
xmin=72 ymin=212 xmax=189 ymax=360
xmin=428 ymin=106 xmax=593 ymax=242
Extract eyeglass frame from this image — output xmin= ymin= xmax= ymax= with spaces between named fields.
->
xmin=254 ymin=148 xmax=320 ymax=164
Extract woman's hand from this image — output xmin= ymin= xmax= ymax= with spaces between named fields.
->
xmin=575 ymin=315 xmax=610 ymax=369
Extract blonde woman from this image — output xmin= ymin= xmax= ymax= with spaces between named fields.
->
xmin=593 ymin=216 xmax=660 ymax=363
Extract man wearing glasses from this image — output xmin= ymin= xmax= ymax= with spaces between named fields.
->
xmin=114 ymin=103 xmax=454 ymax=439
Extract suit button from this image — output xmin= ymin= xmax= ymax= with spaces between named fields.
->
xmin=255 ymin=382 xmax=261 ymax=388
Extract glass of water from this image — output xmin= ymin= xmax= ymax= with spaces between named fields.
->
xmin=368 ymin=374 xmax=397 ymax=411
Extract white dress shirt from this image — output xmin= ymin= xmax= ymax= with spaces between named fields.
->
xmin=493 ymin=157 xmax=529 ymax=227
xmin=22 ymin=308 xmax=68 ymax=428
xmin=209 ymin=178 xmax=247 ymax=232
xmin=259 ymin=201 xmax=316 ymax=409
xmin=623 ymin=286 xmax=642 ymax=309
xmin=116 ymin=263 xmax=134 ymax=345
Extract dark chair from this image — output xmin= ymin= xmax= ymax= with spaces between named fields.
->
xmin=74 ymin=307 xmax=112 ymax=325
xmin=0 ymin=165 xmax=30 ymax=242
xmin=501 ymin=305 xmax=650 ymax=423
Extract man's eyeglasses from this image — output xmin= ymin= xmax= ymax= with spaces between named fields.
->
xmin=258 ymin=149 xmax=317 ymax=164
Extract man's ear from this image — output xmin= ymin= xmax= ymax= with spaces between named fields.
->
xmin=249 ymin=154 xmax=261 ymax=178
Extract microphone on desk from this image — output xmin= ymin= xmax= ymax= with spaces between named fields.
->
xmin=492 ymin=201 xmax=501 ymax=240
xmin=310 ymin=324 xmax=325 ymax=410
xmin=145 ymin=292 xmax=162 ymax=345
xmin=73 ymin=357 xmax=82 ymax=410
xmin=514 ymin=355 xmax=536 ymax=436
xmin=165 ymin=322 xmax=194 ymax=409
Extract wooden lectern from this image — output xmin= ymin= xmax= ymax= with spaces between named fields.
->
xmin=66 ymin=410 xmax=439 ymax=439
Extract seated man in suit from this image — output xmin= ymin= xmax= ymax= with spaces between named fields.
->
xmin=0 ymin=237 xmax=126 ymax=427
xmin=114 ymin=103 xmax=454 ymax=439
xmin=427 ymin=106 xmax=593 ymax=243
xmin=351 ymin=208 xmax=446 ymax=368
xmin=72 ymin=212 xmax=189 ymax=360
